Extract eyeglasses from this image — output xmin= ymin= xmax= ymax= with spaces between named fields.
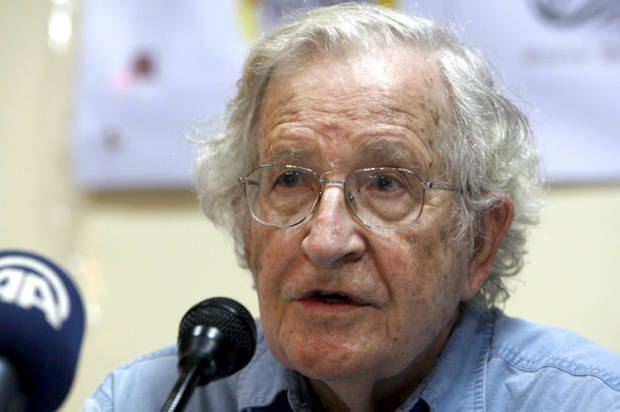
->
xmin=238 ymin=164 xmax=459 ymax=230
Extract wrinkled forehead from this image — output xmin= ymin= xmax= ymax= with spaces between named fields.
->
xmin=255 ymin=47 xmax=450 ymax=173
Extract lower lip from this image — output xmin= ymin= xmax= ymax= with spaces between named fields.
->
xmin=295 ymin=298 xmax=368 ymax=317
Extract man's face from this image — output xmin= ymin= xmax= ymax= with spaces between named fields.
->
xmin=246 ymin=48 xmax=479 ymax=390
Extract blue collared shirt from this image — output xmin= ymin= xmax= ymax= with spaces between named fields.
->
xmin=82 ymin=305 xmax=620 ymax=411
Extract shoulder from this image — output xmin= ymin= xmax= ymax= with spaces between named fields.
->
xmin=81 ymin=346 xmax=178 ymax=411
xmin=486 ymin=310 xmax=620 ymax=410
xmin=81 ymin=321 xmax=289 ymax=412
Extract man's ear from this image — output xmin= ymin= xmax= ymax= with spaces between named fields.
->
xmin=463 ymin=194 xmax=514 ymax=300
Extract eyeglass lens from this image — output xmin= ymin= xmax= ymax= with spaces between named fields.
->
xmin=244 ymin=165 xmax=424 ymax=229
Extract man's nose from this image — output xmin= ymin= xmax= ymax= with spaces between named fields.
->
xmin=301 ymin=185 xmax=367 ymax=268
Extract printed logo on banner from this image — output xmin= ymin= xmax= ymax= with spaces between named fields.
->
xmin=531 ymin=0 xmax=620 ymax=29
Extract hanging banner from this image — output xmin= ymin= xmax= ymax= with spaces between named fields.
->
xmin=72 ymin=0 xmax=620 ymax=189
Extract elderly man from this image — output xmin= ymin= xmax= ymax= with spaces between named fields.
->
xmin=83 ymin=4 xmax=620 ymax=412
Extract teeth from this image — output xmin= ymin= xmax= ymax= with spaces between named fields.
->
xmin=314 ymin=292 xmax=350 ymax=303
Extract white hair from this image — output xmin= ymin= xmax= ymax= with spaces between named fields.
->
xmin=194 ymin=3 xmax=544 ymax=309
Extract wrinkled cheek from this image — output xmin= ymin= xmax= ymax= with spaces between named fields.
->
xmin=249 ymin=225 xmax=307 ymax=359
xmin=385 ymin=234 xmax=459 ymax=326
xmin=249 ymin=224 xmax=303 ymax=275
xmin=253 ymin=275 xmax=288 ymax=365
xmin=253 ymin=265 xmax=283 ymax=325
xmin=259 ymin=313 xmax=292 ymax=368
xmin=258 ymin=296 xmax=308 ymax=371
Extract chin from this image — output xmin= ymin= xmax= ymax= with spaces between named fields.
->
xmin=282 ymin=335 xmax=387 ymax=382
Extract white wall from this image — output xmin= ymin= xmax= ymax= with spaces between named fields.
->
xmin=1 ymin=3 xmax=618 ymax=412
xmin=505 ymin=186 xmax=620 ymax=349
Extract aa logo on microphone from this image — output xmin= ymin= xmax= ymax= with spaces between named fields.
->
xmin=0 ymin=252 xmax=71 ymax=330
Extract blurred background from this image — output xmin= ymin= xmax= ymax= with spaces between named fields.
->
xmin=1 ymin=1 xmax=618 ymax=411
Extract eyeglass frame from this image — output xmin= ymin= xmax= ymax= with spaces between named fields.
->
xmin=237 ymin=163 xmax=460 ymax=231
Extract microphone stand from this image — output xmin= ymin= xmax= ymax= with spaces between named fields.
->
xmin=160 ymin=362 xmax=203 ymax=412
xmin=160 ymin=326 xmax=225 ymax=412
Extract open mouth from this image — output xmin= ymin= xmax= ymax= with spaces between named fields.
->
xmin=313 ymin=291 xmax=353 ymax=304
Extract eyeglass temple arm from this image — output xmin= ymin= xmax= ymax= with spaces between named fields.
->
xmin=424 ymin=182 xmax=460 ymax=192
xmin=238 ymin=176 xmax=260 ymax=186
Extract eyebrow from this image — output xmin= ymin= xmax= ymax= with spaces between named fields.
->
xmin=260 ymin=137 xmax=427 ymax=173
xmin=261 ymin=145 xmax=314 ymax=165
xmin=357 ymin=138 xmax=425 ymax=172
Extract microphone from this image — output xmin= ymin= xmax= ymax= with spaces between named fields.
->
xmin=161 ymin=297 xmax=257 ymax=412
xmin=0 ymin=250 xmax=85 ymax=412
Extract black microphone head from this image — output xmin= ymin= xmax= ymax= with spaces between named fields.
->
xmin=0 ymin=250 xmax=85 ymax=412
xmin=178 ymin=297 xmax=256 ymax=379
